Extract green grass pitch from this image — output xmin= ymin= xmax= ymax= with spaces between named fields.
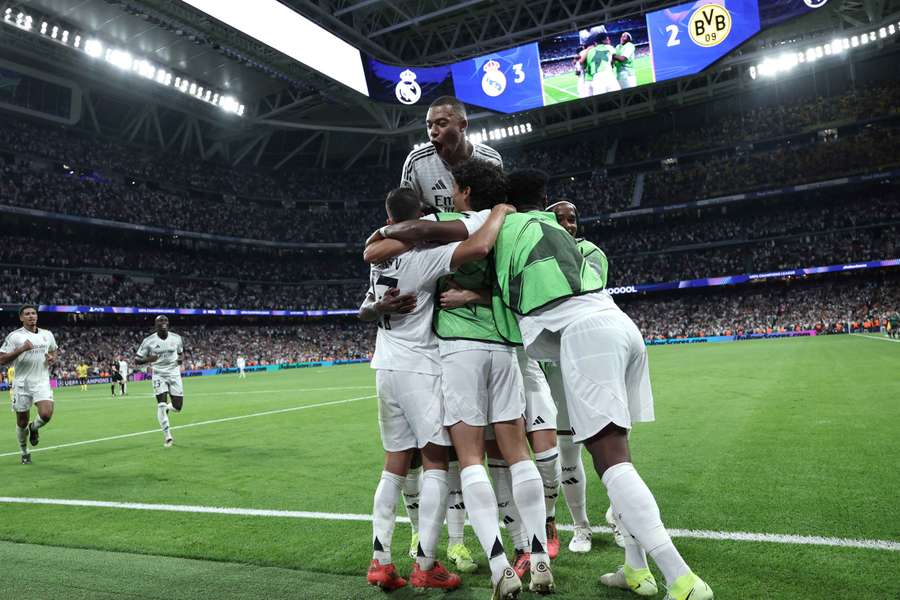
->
xmin=1 ymin=334 xmax=898 ymax=599
xmin=542 ymin=56 xmax=654 ymax=105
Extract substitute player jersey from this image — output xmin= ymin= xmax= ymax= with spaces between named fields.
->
xmin=368 ymin=242 xmax=461 ymax=375
xmin=76 ymin=364 xmax=88 ymax=378
xmin=614 ymin=42 xmax=636 ymax=75
xmin=400 ymin=142 xmax=503 ymax=212
xmin=585 ymin=44 xmax=615 ymax=80
xmin=0 ymin=327 xmax=57 ymax=385
xmin=137 ymin=332 xmax=183 ymax=378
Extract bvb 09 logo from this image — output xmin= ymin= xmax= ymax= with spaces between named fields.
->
xmin=689 ymin=4 xmax=732 ymax=47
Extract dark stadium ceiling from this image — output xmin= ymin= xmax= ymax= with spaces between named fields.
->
xmin=1 ymin=0 xmax=899 ymax=171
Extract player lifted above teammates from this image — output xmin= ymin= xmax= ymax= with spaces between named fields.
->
xmin=401 ymin=95 xmax=502 ymax=212
xmin=360 ymin=187 xmax=513 ymax=593
xmin=376 ymin=163 xmax=714 ymax=600
xmin=135 ymin=316 xmax=184 ymax=448
xmin=0 ymin=305 xmax=58 ymax=465
xmin=366 ymin=162 xmax=558 ymax=597
xmin=398 ymin=94 xmax=501 ymax=572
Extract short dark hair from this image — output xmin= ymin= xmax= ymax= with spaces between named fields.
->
xmin=451 ymin=159 xmax=508 ymax=211
xmin=428 ymin=95 xmax=467 ymax=118
xmin=18 ymin=303 xmax=37 ymax=315
xmin=506 ymin=168 xmax=549 ymax=209
xmin=385 ymin=187 xmax=422 ymax=223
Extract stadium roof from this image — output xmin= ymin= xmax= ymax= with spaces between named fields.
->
xmin=1 ymin=0 xmax=898 ymax=171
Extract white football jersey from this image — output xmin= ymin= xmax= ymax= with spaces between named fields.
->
xmin=137 ymin=332 xmax=183 ymax=378
xmin=400 ymin=142 xmax=502 ymax=212
xmin=236 ymin=357 xmax=246 ymax=368
xmin=0 ymin=327 xmax=57 ymax=385
xmin=118 ymin=360 xmax=128 ymax=377
xmin=368 ymin=242 xmax=460 ymax=375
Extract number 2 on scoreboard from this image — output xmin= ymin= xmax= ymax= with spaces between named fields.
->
xmin=666 ymin=24 xmax=681 ymax=46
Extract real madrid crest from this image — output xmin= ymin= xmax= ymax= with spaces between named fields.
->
xmin=395 ymin=69 xmax=422 ymax=105
xmin=481 ymin=59 xmax=507 ymax=98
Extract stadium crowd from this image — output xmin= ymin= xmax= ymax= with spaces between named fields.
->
xmin=28 ymin=271 xmax=897 ymax=381
xmin=0 ymin=270 xmax=365 ymax=310
xmin=642 ymin=124 xmax=900 ymax=206
xmin=617 ymin=81 xmax=900 ymax=163
xmin=620 ymin=274 xmax=900 ymax=339
xmin=47 ymin=321 xmax=374 ymax=379
xmin=0 ymin=236 xmax=367 ymax=282
xmin=589 ymin=193 xmax=899 ymax=255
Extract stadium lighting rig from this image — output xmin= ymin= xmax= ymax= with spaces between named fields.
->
xmin=2 ymin=7 xmax=245 ymax=116
xmin=749 ymin=21 xmax=900 ymax=80
xmin=414 ymin=122 xmax=534 ymax=150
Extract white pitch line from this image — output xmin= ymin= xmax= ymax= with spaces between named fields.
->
xmin=0 ymin=496 xmax=897 ymax=553
xmin=62 ymin=385 xmax=375 ymax=403
xmin=0 ymin=394 xmax=376 ymax=457
xmin=850 ymin=333 xmax=900 ymax=343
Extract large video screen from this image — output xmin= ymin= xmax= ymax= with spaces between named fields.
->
xmin=363 ymin=0 xmax=820 ymax=113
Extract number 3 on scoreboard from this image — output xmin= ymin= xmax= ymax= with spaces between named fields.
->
xmin=513 ymin=63 xmax=525 ymax=83
xmin=665 ymin=24 xmax=681 ymax=47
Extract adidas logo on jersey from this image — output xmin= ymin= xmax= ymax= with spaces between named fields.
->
xmin=431 ymin=178 xmax=449 ymax=191
xmin=449 ymin=502 xmax=466 ymax=510
xmin=561 ymin=477 xmax=580 ymax=485
xmin=532 ymin=416 xmax=546 ymax=426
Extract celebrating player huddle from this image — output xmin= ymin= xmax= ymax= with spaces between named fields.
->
xmin=360 ymin=97 xmax=713 ymax=600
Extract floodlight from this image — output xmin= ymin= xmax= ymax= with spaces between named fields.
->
xmin=84 ymin=39 xmax=103 ymax=57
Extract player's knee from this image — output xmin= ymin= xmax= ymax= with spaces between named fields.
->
xmin=170 ymin=397 xmax=183 ymax=411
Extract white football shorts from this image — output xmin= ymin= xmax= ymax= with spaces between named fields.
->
xmin=559 ymin=311 xmax=655 ymax=443
xmin=376 ymin=369 xmax=451 ymax=452
xmin=152 ymin=373 xmax=184 ymax=397
xmin=442 ymin=348 xmax=525 ymax=428
xmin=10 ymin=380 xmax=53 ymax=413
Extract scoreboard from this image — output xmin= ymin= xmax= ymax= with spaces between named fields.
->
xmin=362 ymin=0 xmax=826 ymax=113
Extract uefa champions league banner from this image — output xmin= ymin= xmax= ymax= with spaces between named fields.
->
xmin=362 ymin=0 xmax=826 ymax=113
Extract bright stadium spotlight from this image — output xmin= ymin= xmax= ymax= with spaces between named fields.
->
xmin=74 ymin=34 xmax=81 ymax=48
xmin=40 ymin=21 xmax=47 ymax=34
xmin=84 ymin=39 xmax=103 ymax=58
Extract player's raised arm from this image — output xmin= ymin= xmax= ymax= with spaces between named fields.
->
xmin=379 ymin=218 xmax=470 ymax=245
xmin=449 ymin=204 xmax=515 ymax=270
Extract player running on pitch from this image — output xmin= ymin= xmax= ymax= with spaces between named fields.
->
xmin=0 ymin=304 xmax=58 ymax=465
xmin=135 ymin=316 xmax=184 ymax=448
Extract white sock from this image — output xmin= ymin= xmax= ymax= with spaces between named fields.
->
xmin=416 ymin=469 xmax=449 ymax=570
xmin=372 ymin=470 xmax=405 ymax=565
xmin=559 ymin=435 xmax=590 ymax=528
xmin=15 ymin=426 xmax=27 ymax=453
xmin=509 ymin=459 xmax=549 ymax=564
xmin=460 ymin=465 xmax=510 ymax=583
xmin=446 ymin=461 xmax=466 ymax=547
xmin=156 ymin=402 xmax=171 ymax=438
xmin=403 ymin=467 xmax=421 ymax=534
xmin=488 ymin=459 xmax=528 ymax=550
xmin=533 ymin=447 xmax=561 ymax=520
xmin=603 ymin=462 xmax=690 ymax=586
xmin=32 ymin=415 xmax=47 ymax=430
xmin=611 ymin=501 xmax=648 ymax=569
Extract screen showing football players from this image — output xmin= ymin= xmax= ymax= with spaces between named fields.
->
xmin=449 ymin=42 xmax=544 ymax=114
